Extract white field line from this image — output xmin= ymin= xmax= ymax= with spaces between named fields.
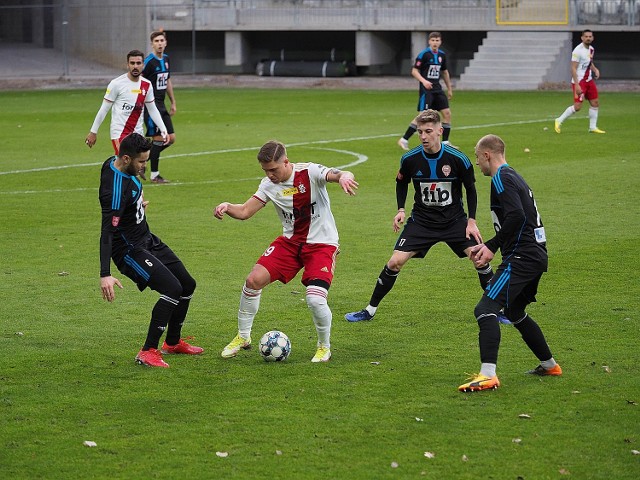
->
xmin=0 ymin=117 xmax=551 ymax=195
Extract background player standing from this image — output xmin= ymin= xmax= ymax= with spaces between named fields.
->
xmin=142 ymin=31 xmax=177 ymax=183
xmin=345 ymin=109 xmax=492 ymax=323
xmin=398 ymin=32 xmax=455 ymax=151
xmin=214 ymin=140 xmax=358 ymax=363
xmin=99 ymin=133 xmax=202 ymax=368
xmin=86 ymin=50 xmax=167 ymax=156
xmin=459 ymin=134 xmax=561 ymax=392
xmin=554 ymin=29 xmax=605 ymax=134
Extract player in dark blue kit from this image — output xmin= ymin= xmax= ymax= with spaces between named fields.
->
xmin=345 ymin=110 xmax=493 ymax=322
xmin=142 ymin=31 xmax=176 ymax=183
xmin=459 ymin=134 xmax=562 ymax=392
xmin=99 ymin=133 xmax=202 ymax=368
xmin=398 ymin=32 xmax=455 ymax=151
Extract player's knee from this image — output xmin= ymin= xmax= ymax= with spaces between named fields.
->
xmin=305 ymin=283 xmax=329 ymax=312
xmin=474 ymin=296 xmax=501 ymax=322
xmin=181 ymin=275 xmax=196 ymax=297
xmin=503 ymin=306 xmax=525 ymax=323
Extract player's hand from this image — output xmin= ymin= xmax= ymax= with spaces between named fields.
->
xmin=466 ymin=218 xmax=483 ymax=244
xmin=161 ymin=131 xmax=169 ymax=145
xmin=422 ymin=80 xmax=433 ymax=90
xmin=339 ymin=175 xmax=359 ymax=196
xmin=170 ymin=103 xmax=177 ymax=116
xmin=214 ymin=202 xmax=229 ymax=220
xmin=593 ymin=67 xmax=600 ymax=80
xmin=393 ymin=211 xmax=405 ymax=233
xmin=100 ymin=276 xmax=123 ymax=302
xmin=447 ymin=88 xmax=453 ymax=100
xmin=85 ymin=132 xmax=97 ymax=148
xmin=470 ymin=244 xmax=494 ymax=267
xmin=142 ymin=200 xmax=149 ymax=209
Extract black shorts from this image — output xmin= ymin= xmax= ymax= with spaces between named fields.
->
xmin=394 ymin=216 xmax=477 ymax=259
xmin=418 ymin=89 xmax=449 ymax=112
xmin=114 ymin=234 xmax=181 ymax=291
xmin=145 ymin=102 xmax=174 ymax=137
xmin=484 ymin=259 xmax=545 ymax=309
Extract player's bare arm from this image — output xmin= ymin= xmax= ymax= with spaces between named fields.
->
xmin=442 ymin=70 xmax=453 ymax=99
xmin=167 ymin=78 xmax=177 ymax=115
xmin=327 ymin=168 xmax=358 ymax=195
xmin=571 ymin=61 xmax=581 ymax=94
xmin=214 ymin=196 xmax=264 ymax=220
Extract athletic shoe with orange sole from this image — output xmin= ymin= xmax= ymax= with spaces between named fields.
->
xmin=135 ymin=348 xmax=169 ymax=368
xmin=161 ymin=338 xmax=204 ymax=355
xmin=526 ymin=364 xmax=562 ymax=376
xmin=458 ymin=374 xmax=500 ymax=392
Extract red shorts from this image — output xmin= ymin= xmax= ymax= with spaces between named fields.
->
xmin=573 ymin=80 xmax=598 ymax=103
xmin=257 ymin=236 xmax=338 ymax=286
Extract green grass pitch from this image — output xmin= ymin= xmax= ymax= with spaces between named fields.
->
xmin=0 ymin=86 xmax=639 ymax=479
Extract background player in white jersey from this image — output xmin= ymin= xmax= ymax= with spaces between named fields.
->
xmin=214 ymin=140 xmax=358 ymax=363
xmin=86 ymin=50 xmax=168 ymax=159
xmin=554 ymin=29 xmax=605 ymax=134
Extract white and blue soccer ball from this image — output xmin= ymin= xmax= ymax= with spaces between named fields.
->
xmin=259 ymin=330 xmax=291 ymax=362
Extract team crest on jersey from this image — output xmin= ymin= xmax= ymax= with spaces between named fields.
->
xmin=281 ymin=187 xmax=298 ymax=196
xmin=442 ymin=165 xmax=451 ymax=177
xmin=112 ymin=216 xmax=120 ymax=227
xmin=298 ymin=183 xmax=306 ymax=194
xmin=141 ymin=87 xmax=147 ymax=95
xmin=132 ymin=89 xmax=141 ymax=94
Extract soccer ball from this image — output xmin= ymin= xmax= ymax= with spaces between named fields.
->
xmin=259 ymin=330 xmax=291 ymax=362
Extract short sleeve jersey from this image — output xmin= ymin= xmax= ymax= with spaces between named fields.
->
xmin=414 ymin=48 xmax=448 ymax=92
xmin=487 ymin=165 xmax=548 ymax=268
xmin=142 ymin=53 xmax=170 ymax=103
xmin=99 ymin=157 xmax=150 ymax=262
xmin=252 ymin=163 xmax=339 ymax=246
xmin=571 ymin=43 xmax=594 ymax=83
xmin=396 ymin=145 xmax=475 ymax=228
xmin=103 ymin=73 xmax=155 ymax=140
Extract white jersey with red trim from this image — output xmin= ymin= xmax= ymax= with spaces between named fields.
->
xmin=253 ymin=162 xmax=339 ymax=246
xmin=571 ymin=43 xmax=594 ymax=83
xmin=104 ymin=73 xmax=155 ymax=140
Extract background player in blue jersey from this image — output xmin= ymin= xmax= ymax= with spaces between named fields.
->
xmin=142 ymin=31 xmax=176 ymax=183
xmin=99 ymin=133 xmax=202 ymax=368
xmin=459 ymin=134 xmax=562 ymax=392
xmin=345 ymin=110 xmax=492 ymax=323
xmin=398 ymin=32 xmax=455 ymax=151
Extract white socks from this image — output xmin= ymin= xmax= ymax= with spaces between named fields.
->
xmin=306 ymin=285 xmax=332 ymax=348
xmin=480 ymin=363 xmax=497 ymax=378
xmin=588 ymin=107 xmax=599 ymax=130
xmin=238 ymin=284 xmax=261 ymax=339
xmin=556 ymin=105 xmax=575 ymax=124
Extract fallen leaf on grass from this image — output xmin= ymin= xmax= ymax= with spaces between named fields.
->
xmin=58 ymin=271 xmax=69 ymax=276
xmin=461 ymin=455 xmax=468 ymax=462
xmin=390 ymin=461 xmax=399 ymax=468
xmin=216 ymin=451 xmax=228 ymax=458
xmin=602 ymin=365 xmax=611 ymax=373
xmin=626 ymin=400 xmax=637 ymax=406
xmin=559 ymin=468 xmax=570 ymax=475
xmin=518 ymin=414 xmax=531 ymax=419
xmin=275 ymin=450 xmax=282 ymax=455
xmin=423 ymin=451 xmax=435 ymax=458
xmin=370 ymin=362 xmax=380 ymax=365
xmin=632 ymin=450 xmax=640 ymax=455
xmin=83 ymin=441 xmax=97 ymax=447
xmin=512 ymin=438 xmax=522 ymax=444
xmin=415 ymin=417 xmax=423 ymax=422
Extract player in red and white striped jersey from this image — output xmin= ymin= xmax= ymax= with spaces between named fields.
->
xmin=85 ymin=50 xmax=168 ymax=159
xmin=214 ymin=140 xmax=358 ymax=363
xmin=554 ymin=29 xmax=605 ymax=134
